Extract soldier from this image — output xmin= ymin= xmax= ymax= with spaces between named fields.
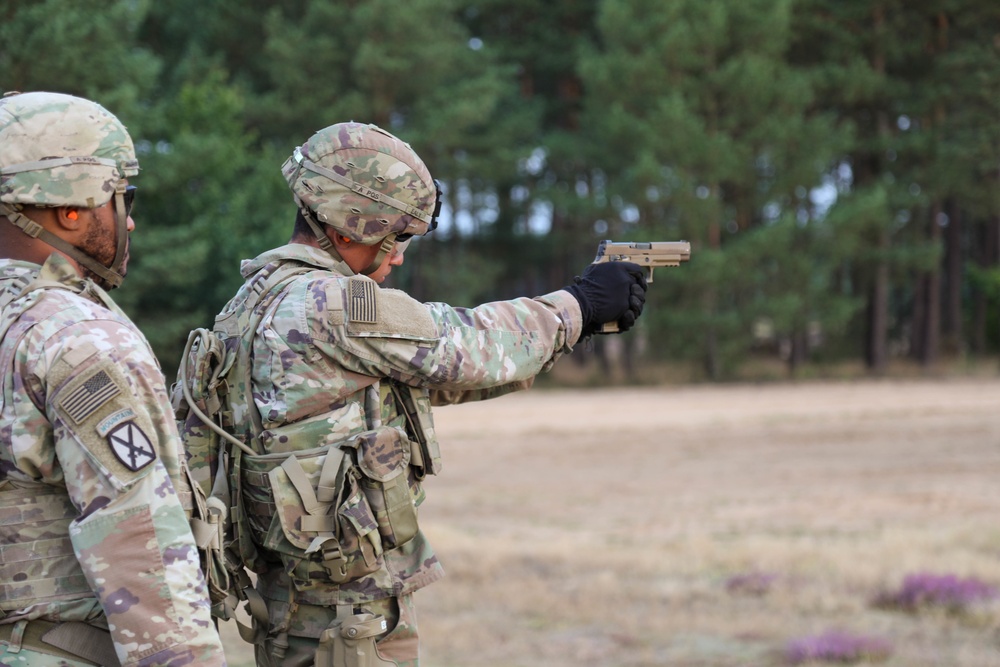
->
xmin=0 ymin=92 xmax=227 ymax=666
xmin=209 ymin=122 xmax=646 ymax=667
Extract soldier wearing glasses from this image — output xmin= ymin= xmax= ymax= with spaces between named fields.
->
xmin=199 ymin=121 xmax=646 ymax=666
xmin=0 ymin=92 xmax=226 ymax=666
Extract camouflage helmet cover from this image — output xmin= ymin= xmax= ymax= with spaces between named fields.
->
xmin=0 ymin=91 xmax=139 ymax=209
xmin=281 ymin=122 xmax=436 ymax=245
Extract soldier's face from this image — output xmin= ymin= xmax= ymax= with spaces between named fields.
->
xmin=369 ymin=239 xmax=407 ymax=283
xmin=82 ymin=182 xmax=135 ymax=278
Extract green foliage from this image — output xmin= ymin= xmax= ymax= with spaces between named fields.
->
xmin=579 ymin=0 xmax=856 ymax=376
xmin=3 ymin=0 xmax=999 ymax=378
xmin=115 ymin=68 xmax=290 ymax=373
xmin=0 ymin=0 xmax=159 ymax=122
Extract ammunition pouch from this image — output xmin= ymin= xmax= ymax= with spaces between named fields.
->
xmin=241 ymin=425 xmax=418 ymax=592
xmin=185 ymin=474 xmax=232 ymax=611
xmin=390 ymin=384 xmax=442 ymax=479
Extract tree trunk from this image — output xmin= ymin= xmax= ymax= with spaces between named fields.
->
xmin=864 ymin=3 xmax=891 ymax=374
xmin=704 ymin=324 xmax=720 ymax=380
xmin=973 ymin=217 xmax=1000 ymax=353
xmin=787 ymin=329 xmax=808 ymax=375
xmin=868 ymin=232 xmax=890 ymax=374
xmin=923 ymin=201 xmax=942 ymax=366
xmin=943 ymin=200 xmax=963 ymax=354
xmin=911 ymin=272 xmax=926 ymax=361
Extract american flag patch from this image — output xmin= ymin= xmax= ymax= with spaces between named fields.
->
xmin=61 ymin=370 xmax=120 ymax=423
xmin=350 ymin=280 xmax=378 ymax=324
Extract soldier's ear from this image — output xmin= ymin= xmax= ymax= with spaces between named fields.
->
xmin=331 ymin=233 xmax=353 ymax=251
xmin=57 ymin=207 xmax=84 ymax=231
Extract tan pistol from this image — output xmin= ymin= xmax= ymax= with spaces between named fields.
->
xmin=592 ymin=240 xmax=691 ymax=333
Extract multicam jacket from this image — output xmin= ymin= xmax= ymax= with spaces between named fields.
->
xmin=222 ymin=243 xmax=582 ymax=637
xmin=0 ymin=254 xmax=226 ymax=667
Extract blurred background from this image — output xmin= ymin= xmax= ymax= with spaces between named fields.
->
xmin=5 ymin=4 xmax=1000 ymax=665
xmin=2 ymin=0 xmax=999 ymax=382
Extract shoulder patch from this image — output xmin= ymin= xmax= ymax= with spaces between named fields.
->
xmin=349 ymin=278 xmax=378 ymax=324
xmin=58 ymin=369 xmax=120 ymax=423
xmin=347 ymin=287 xmax=437 ymax=340
xmin=106 ymin=421 xmax=156 ymax=472
xmin=51 ymin=352 xmax=160 ymax=489
xmin=97 ymin=407 xmax=137 ymax=436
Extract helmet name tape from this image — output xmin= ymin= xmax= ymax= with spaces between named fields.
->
xmin=293 ymin=147 xmax=431 ymax=224
xmin=1 ymin=155 xmax=121 ymax=176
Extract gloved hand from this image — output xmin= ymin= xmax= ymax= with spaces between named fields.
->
xmin=564 ymin=261 xmax=648 ymax=336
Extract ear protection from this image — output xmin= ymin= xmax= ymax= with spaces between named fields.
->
xmin=66 ymin=210 xmax=78 ymax=221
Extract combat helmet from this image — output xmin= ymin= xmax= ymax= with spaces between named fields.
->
xmin=281 ymin=121 xmax=441 ymax=274
xmin=0 ymin=91 xmax=139 ymax=288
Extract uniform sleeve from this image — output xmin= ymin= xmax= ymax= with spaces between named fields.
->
xmin=309 ymin=277 xmax=583 ymax=391
xmin=427 ymin=379 xmax=535 ymax=407
xmin=34 ymin=320 xmax=227 ymax=667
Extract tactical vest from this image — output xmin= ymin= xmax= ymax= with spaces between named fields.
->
xmin=239 ymin=263 xmax=439 ymax=579
xmin=0 ymin=481 xmax=92 ymax=613
xmin=0 ymin=273 xmax=94 ymax=615
xmin=173 ymin=260 xmax=441 ymax=658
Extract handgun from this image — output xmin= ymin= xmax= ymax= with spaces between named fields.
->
xmin=592 ymin=240 xmax=691 ymax=333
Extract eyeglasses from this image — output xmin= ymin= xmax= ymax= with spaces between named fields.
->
xmin=122 ymin=185 xmax=137 ymax=218
xmin=390 ymin=237 xmax=411 ymax=259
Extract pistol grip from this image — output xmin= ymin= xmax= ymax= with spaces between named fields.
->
xmin=598 ymin=321 xmax=620 ymax=334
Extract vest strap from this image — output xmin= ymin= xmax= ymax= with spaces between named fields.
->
xmin=0 ymin=619 xmax=119 ymax=666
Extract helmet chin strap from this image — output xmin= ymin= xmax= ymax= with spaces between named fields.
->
xmin=362 ymin=235 xmax=396 ymax=275
xmin=1 ymin=209 xmax=125 ymax=288
xmin=297 ymin=201 xmax=344 ymax=264
xmin=0 ymin=183 xmax=129 ymax=289
xmin=296 ymin=196 xmax=394 ymax=277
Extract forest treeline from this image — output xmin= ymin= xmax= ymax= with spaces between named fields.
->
xmin=2 ymin=0 xmax=998 ymax=380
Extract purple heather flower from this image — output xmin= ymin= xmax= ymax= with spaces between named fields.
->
xmin=785 ymin=630 xmax=893 ymax=664
xmin=876 ymin=572 xmax=998 ymax=613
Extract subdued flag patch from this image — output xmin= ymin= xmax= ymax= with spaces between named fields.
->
xmin=61 ymin=370 xmax=120 ymax=423
xmin=350 ymin=279 xmax=378 ymax=324
xmin=107 ymin=421 xmax=156 ymax=472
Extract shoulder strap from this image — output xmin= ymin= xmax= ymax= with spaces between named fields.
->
xmin=0 ymin=274 xmax=58 ymax=388
xmin=232 ymin=262 xmax=317 ymax=453
xmin=0 ymin=272 xmax=36 ymax=343
xmin=182 ymin=262 xmax=316 ymax=457
xmin=0 ymin=269 xmax=112 ymax=348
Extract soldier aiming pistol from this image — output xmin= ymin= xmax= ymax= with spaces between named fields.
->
xmin=592 ymin=240 xmax=692 ymax=332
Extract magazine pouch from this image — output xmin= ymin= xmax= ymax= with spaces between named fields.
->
xmin=345 ymin=425 xmax=418 ymax=550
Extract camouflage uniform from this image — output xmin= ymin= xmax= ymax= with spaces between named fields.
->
xmin=222 ymin=242 xmax=581 ymax=666
xmin=198 ymin=122 xmax=641 ymax=667
xmin=0 ymin=255 xmax=227 ymax=666
xmin=0 ymin=92 xmax=226 ymax=666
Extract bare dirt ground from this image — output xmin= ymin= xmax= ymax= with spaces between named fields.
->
xmin=221 ymin=378 xmax=1000 ymax=666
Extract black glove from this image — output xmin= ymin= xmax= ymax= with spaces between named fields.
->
xmin=565 ymin=261 xmax=648 ymax=336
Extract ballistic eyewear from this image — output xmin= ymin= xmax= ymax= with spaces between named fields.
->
xmin=121 ymin=185 xmax=137 ymax=218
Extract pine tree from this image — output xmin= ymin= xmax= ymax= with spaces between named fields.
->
xmin=581 ymin=0 xmax=852 ymax=377
xmin=0 ymin=0 xmax=159 ymax=123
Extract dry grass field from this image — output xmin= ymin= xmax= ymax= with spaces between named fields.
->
xmin=221 ymin=377 xmax=1000 ymax=666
